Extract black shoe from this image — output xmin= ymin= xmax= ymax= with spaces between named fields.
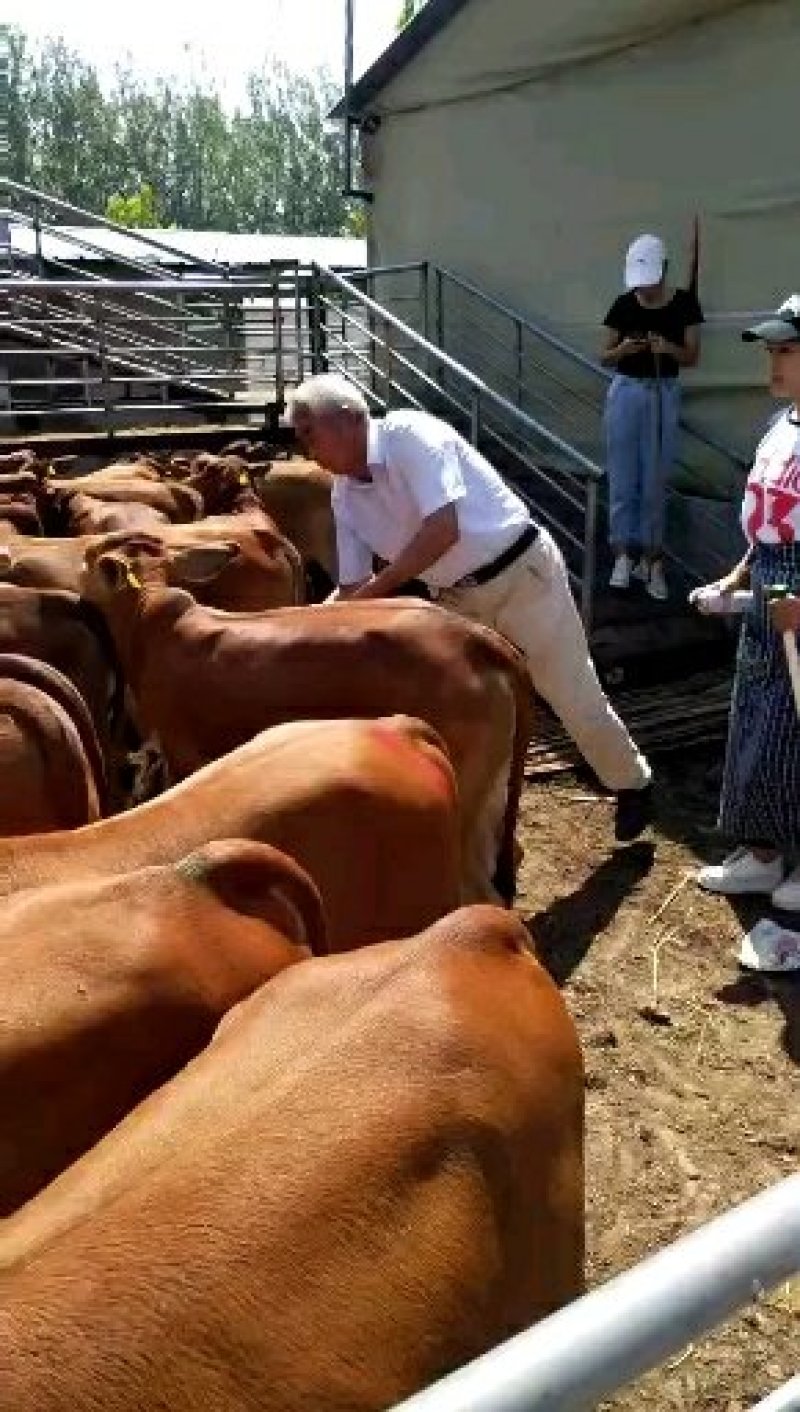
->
xmin=614 ymin=782 xmax=654 ymax=842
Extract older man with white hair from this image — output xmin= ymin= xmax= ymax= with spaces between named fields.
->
xmin=289 ymin=373 xmax=653 ymax=841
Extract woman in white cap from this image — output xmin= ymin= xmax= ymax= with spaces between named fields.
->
xmin=696 ymin=296 xmax=800 ymax=909
xmin=601 ymin=233 xmax=703 ymax=600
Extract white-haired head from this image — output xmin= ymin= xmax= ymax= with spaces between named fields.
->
xmin=288 ymin=373 xmax=369 ymax=424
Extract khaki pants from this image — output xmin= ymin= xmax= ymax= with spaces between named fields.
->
xmin=437 ymin=528 xmax=650 ymax=792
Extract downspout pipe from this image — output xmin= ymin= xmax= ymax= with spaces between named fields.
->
xmin=343 ymin=0 xmax=374 ymax=202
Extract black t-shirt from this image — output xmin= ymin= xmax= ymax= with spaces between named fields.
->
xmin=603 ymin=287 xmax=704 ymax=379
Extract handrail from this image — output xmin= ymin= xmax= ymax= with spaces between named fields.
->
xmin=0 ymin=278 xmax=292 ymax=295
xmin=431 ymin=262 xmax=751 ymax=469
xmin=349 ymin=261 xmax=428 ymax=279
xmin=314 ymin=263 xmax=603 ymax=481
xmin=0 ymin=177 xmax=230 ymax=276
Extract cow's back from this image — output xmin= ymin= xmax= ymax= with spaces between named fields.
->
xmin=0 ymin=907 xmax=583 ymax=1410
xmin=0 ymin=716 xmax=461 ymax=948
xmin=0 ymin=840 xmax=323 ymax=1214
xmin=0 ymin=672 xmax=101 ymax=834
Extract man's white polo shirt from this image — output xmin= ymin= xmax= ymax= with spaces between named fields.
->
xmin=332 ymin=410 xmax=533 ymax=588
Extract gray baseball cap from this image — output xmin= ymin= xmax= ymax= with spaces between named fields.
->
xmin=743 ymin=295 xmax=800 ymax=344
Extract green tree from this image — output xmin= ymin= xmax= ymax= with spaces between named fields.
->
xmin=4 ymin=27 xmax=356 ymax=237
xmin=396 ymin=0 xmax=425 ymax=29
xmin=105 ymin=182 xmax=159 ymax=227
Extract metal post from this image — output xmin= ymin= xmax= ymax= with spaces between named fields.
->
xmin=309 ymin=269 xmax=323 ymax=374
xmin=381 ymin=317 xmax=393 ymax=409
xmin=581 ymin=477 xmax=598 ymax=633
xmin=273 ymin=274 xmax=285 ymax=411
xmin=220 ymin=293 xmax=234 ymax=399
xmin=421 ymin=261 xmax=431 ymax=344
xmin=434 ymin=266 xmax=445 ymax=396
xmin=32 ymin=198 xmax=43 ymax=276
xmin=388 ymin=1176 xmax=800 ymax=1412
xmin=344 ymin=0 xmax=355 ymax=193
xmin=294 ymin=265 xmax=305 ymax=384
xmin=435 ymin=266 xmax=444 ymax=351
xmin=94 ymin=292 xmax=113 ymax=437
xmin=750 ymin=1378 xmax=800 ymax=1412
xmin=368 ymin=272 xmax=378 ymax=400
xmin=469 ymin=389 xmax=481 ymax=447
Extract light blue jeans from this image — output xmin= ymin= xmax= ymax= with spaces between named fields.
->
xmin=604 ymin=373 xmax=681 ymax=552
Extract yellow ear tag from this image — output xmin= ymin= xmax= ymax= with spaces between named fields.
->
xmin=125 ymin=566 xmax=142 ymax=590
xmin=238 ymin=473 xmax=249 ymax=485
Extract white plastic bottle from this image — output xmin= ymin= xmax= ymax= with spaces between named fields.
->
xmin=688 ymin=586 xmax=754 ymax=616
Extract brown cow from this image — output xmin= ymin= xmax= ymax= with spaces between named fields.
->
xmin=46 ymin=477 xmax=203 ymax=525
xmin=0 ymin=715 xmax=461 ymax=949
xmin=254 ymin=458 xmax=338 ymax=588
xmin=62 ymin=490 xmax=171 ymax=537
xmin=0 ymin=907 xmax=583 ymax=1412
xmin=81 ymin=540 xmax=532 ymax=902
xmin=0 ymin=839 xmax=324 ymax=1215
xmin=0 ymin=494 xmax=42 ymax=537
xmin=187 ymin=456 xmax=337 ymax=590
xmin=0 ymin=583 xmax=119 ymax=743
xmin=0 ymin=656 xmax=104 ymax=834
xmin=0 ymin=469 xmax=45 ymax=536
xmin=0 ymin=522 xmax=303 ymax=610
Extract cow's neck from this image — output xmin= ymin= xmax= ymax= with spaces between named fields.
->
xmin=102 ymin=584 xmax=190 ymax=693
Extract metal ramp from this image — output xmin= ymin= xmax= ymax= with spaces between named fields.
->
xmin=0 ymin=180 xmax=315 ymax=434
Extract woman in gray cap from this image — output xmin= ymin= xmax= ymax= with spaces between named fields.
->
xmin=696 ymin=296 xmax=800 ymax=909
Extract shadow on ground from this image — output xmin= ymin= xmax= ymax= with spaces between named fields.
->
xmin=525 ymin=841 xmax=656 ymax=985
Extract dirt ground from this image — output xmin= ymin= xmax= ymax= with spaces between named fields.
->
xmin=516 ymin=746 xmax=799 ymax=1411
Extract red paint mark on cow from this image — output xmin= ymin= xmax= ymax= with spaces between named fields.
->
xmin=369 ymin=723 xmax=456 ymax=801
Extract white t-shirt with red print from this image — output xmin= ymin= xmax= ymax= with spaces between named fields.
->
xmin=742 ymin=409 xmax=800 ymax=545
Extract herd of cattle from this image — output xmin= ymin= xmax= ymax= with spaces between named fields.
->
xmin=0 ymin=442 xmax=584 ymax=1410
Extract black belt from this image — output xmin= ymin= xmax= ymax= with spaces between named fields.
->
xmin=453 ymin=521 xmax=539 ymax=589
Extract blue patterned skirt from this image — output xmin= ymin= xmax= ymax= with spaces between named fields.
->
xmin=718 ymin=541 xmax=800 ymax=850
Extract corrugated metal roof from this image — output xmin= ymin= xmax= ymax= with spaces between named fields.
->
xmin=6 ymin=224 xmax=367 ymax=270
xmin=330 ymin=0 xmax=473 ymax=120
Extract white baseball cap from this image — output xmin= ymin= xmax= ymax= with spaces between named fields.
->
xmin=624 ymin=234 xmax=666 ymax=291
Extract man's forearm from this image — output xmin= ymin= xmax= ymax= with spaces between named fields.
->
xmin=351 ymin=504 xmax=459 ymax=599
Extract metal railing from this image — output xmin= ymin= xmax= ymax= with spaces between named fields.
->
xmin=0 ymin=271 xmax=318 ymax=431
xmin=313 ymin=262 xmax=603 ymax=625
xmin=349 ymin=261 xmax=752 ymax=586
xmin=1 ymin=232 xmax=750 ymax=615
xmin=389 ymin=1175 xmax=800 ymax=1412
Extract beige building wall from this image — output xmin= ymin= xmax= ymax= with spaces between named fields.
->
xmin=362 ymin=0 xmax=799 ymax=469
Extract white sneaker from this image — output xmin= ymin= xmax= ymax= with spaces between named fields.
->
xmin=698 ymin=848 xmax=784 ymax=896
xmin=646 ymin=563 xmax=669 ymax=601
xmin=632 ymin=560 xmax=649 ymax=583
xmin=739 ymin=918 xmax=800 ymax=972
xmin=771 ymin=864 xmax=800 ymax=912
xmin=610 ymin=554 xmax=633 ymax=589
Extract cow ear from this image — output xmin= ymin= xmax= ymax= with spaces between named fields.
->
xmin=169 ymin=542 xmax=240 ymax=584
xmin=95 ymin=553 xmax=135 ymax=592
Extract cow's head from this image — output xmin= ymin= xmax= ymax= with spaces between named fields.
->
xmin=187 ymin=456 xmax=252 ymax=514
xmin=81 ymin=534 xmax=166 ymax=603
